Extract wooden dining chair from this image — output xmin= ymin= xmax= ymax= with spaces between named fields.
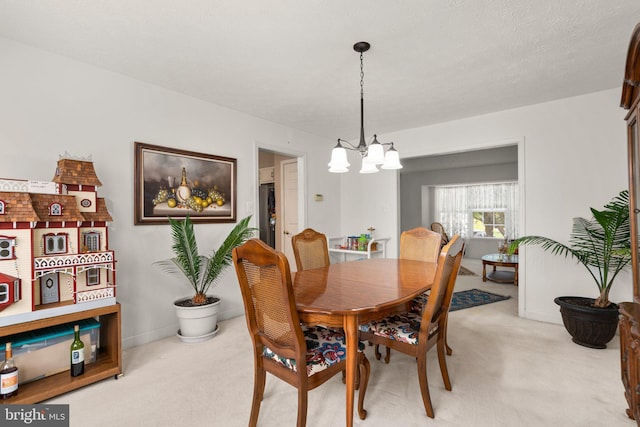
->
xmin=291 ymin=228 xmax=331 ymax=271
xmin=374 ymin=227 xmax=442 ymax=362
xmin=400 ymin=227 xmax=442 ymax=262
xmin=430 ymin=222 xmax=450 ymax=248
xmin=359 ymin=235 xmax=464 ymax=419
xmin=232 ymin=238 xmax=370 ymax=427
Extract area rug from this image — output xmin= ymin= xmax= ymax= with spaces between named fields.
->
xmin=458 ymin=266 xmax=477 ymax=276
xmin=450 ymin=288 xmax=510 ymax=311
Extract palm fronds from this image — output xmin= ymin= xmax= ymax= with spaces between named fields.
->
xmin=511 ymin=190 xmax=631 ymax=307
xmin=155 ymin=215 xmax=257 ymax=305
xmin=201 ymin=216 xmax=256 ymax=296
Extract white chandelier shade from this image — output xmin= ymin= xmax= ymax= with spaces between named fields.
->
xmin=380 ymin=144 xmax=403 ymax=170
xmin=328 ymin=144 xmax=350 ymax=173
xmin=359 ymin=157 xmax=379 ymax=173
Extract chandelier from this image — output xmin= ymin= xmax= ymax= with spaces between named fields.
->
xmin=328 ymin=41 xmax=403 ymax=174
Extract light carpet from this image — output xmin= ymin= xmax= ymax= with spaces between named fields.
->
xmin=46 ymin=258 xmax=629 ymax=426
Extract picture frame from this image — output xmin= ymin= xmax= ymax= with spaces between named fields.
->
xmin=134 ymin=142 xmax=237 ymax=225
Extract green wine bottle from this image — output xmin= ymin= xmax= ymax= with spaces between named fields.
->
xmin=70 ymin=325 xmax=85 ymax=377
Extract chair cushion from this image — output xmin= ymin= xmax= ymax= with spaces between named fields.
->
xmin=360 ymin=311 xmax=434 ymax=346
xmin=263 ymin=326 xmax=363 ymax=376
xmin=410 ymin=291 xmax=430 ymax=314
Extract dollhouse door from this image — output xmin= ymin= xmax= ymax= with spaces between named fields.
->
xmin=41 ymin=274 xmax=59 ymax=304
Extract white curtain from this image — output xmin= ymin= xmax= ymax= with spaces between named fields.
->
xmin=433 ymin=182 xmax=518 ymax=239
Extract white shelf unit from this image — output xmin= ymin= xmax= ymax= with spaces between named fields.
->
xmin=328 ymin=237 xmax=390 ymax=263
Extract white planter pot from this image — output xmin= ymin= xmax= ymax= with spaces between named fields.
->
xmin=174 ymin=296 xmax=222 ymax=343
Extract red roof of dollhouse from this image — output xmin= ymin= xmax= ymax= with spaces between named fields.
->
xmin=29 ymin=194 xmax=86 ymax=221
xmin=52 ymin=159 xmax=102 ymax=187
xmin=81 ymin=198 xmax=113 ymax=222
xmin=0 ymin=192 xmax=113 ymax=223
xmin=0 ymin=192 xmax=39 ymax=222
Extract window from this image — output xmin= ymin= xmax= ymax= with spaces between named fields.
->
xmin=434 ymin=182 xmax=518 ymax=239
xmin=472 ymin=210 xmax=506 ymax=238
xmin=0 ymin=237 xmax=16 ymax=260
xmin=0 ymin=276 xmax=20 ymax=306
xmin=0 ymin=283 xmax=7 ymax=304
xmin=83 ymin=232 xmax=100 ymax=252
xmin=49 ymin=202 xmax=62 ymax=216
xmin=44 ymin=234 xmax=67 ymax=255
xmin=86 ymin=268 xmax=100 ymax=286
xmin=0 ymin=200 xmax=5 ymax=215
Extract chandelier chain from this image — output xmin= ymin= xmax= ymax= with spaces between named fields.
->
xmin=360 ymin=51 xmax=364 ymax=99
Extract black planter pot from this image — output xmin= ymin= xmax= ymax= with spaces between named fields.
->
xmin=554 ymin=296 xmax=619 ymax=349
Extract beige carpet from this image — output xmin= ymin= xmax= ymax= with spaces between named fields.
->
xmin=46 ymin=258 xmax=629 ymax=426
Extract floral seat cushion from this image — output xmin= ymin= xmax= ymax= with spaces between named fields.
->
xmin=263 ymin=325 xmax=364 ymax=376
xmin=360 ymin=311 xmax=436 ymax=346
xmin=410 ymin=291 xmax=430 ymax=314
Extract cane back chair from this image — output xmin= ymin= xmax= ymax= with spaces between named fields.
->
xmin=233 ymin=238 xmax=369 ymax=426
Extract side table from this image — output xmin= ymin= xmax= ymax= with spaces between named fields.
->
xmin=481 ymin=253 xmax=519 ymax=286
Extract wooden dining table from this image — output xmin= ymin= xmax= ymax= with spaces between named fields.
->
xmin=293 ymin=258 xmax=437 ymax=427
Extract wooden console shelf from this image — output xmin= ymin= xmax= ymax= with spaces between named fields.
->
xmin=0 ymin=303 xmax=122 ymax=404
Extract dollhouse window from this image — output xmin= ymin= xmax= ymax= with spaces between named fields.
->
xmin=86 ymin=268 xmax=100 ymax=286
xmin=0 ymin=237 xmax=16 ymax=260
xmin=44 ymin=234 xmax=67 ymax=255
xmin=83 ymin=232 xmax=100 ymax=252
xmin=49 ymin=202 xmax=62 ymax=216
xmin=0 ymin=200 xmax=5 ymax=214
xmin=0 ymin=274 xmax=20 ymax=309
xmin=0 ymin=283 xmax=8 ymax=304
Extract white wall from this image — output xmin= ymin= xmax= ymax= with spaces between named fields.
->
xmin=0 ymin=38 xmax=341 ymax=348
xmin=340 ymin=89 xmax=631 ymax=324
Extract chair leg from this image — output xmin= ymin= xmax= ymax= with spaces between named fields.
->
xmin=296 ymin=387 xmax=308 ymax=427
xmin=444 ymin=316 xmax=453 ymax=356
xmin=342 ymin=368 xmax=361 ymax=390
xmin=384 ymin=346 xmax=391 ymax=364
xmin=357 ymin=353 xmax=370 ymax=420
xmin=249 ymin=367 xmax=266 ymax=427
xmin=374 ymin=344 xmax=382 ymax=360
xmin=437 ymin=338 xmax=452 ymax=391
xmin=417 ymin=356 xmax=435 ymax=418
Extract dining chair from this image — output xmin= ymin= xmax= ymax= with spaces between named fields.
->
xmin=359 ymin=235 xmax=464 ymax=419
xmin=374 ymin=227 xmax=442 ymax=362
xmin=232 ymin=238 xmax=370 ymax=427
xmin=430 ymin=222 xmax=450 ymax=248
xmin=291 ymin=228 xmax=331 ymax=271
xmin=400 ymin=226 xmax=442 ymax=262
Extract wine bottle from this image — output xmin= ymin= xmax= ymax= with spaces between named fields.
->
xmin=70 ymin=325 xmax=85 ymax=377
xmin=0 ymin=342 xmax=19 ymax=399
xmin=176 ymin=167 xmax=191 ymax=203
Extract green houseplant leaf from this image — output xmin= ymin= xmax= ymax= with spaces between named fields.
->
xmin=155 ymin=215 xmax=257 ymax=305
xmin=509 ymin=190 xmax=631 ymax=308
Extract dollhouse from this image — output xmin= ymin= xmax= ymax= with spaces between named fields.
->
xmin=0 ymin=156 xmax=116 ymax=326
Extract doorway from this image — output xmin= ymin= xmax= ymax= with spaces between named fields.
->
xmin=40 ymin=273 xmax=60 ymax=305
xmin=257 ymin=147 xmax=305 ymax=270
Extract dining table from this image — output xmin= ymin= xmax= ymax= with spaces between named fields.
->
xmin=293 ymin=257 xmax=437 ymax=427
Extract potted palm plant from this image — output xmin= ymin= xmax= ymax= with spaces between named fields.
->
xmin=510 ymin=190 xmax=631 ymax=348
xmin=156 ymin=215 xmax=256 ymax=342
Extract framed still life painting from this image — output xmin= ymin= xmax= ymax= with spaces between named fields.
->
xmin=134 ymin=142 xmax=237 ymax=225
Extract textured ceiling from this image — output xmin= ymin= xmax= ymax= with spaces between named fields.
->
xmin=0 ymin=1 xmax=639 ymax=141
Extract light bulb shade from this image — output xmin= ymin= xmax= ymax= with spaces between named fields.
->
xmin=359 ymin=157 xmax=379 ymax=173
xmin=366 ymin=136 xmax=385 ymax=165
xmin=328 ymin=146 xmax=350 ymax=173
xmin=381 ymin=146 xmax=403 ymax=170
